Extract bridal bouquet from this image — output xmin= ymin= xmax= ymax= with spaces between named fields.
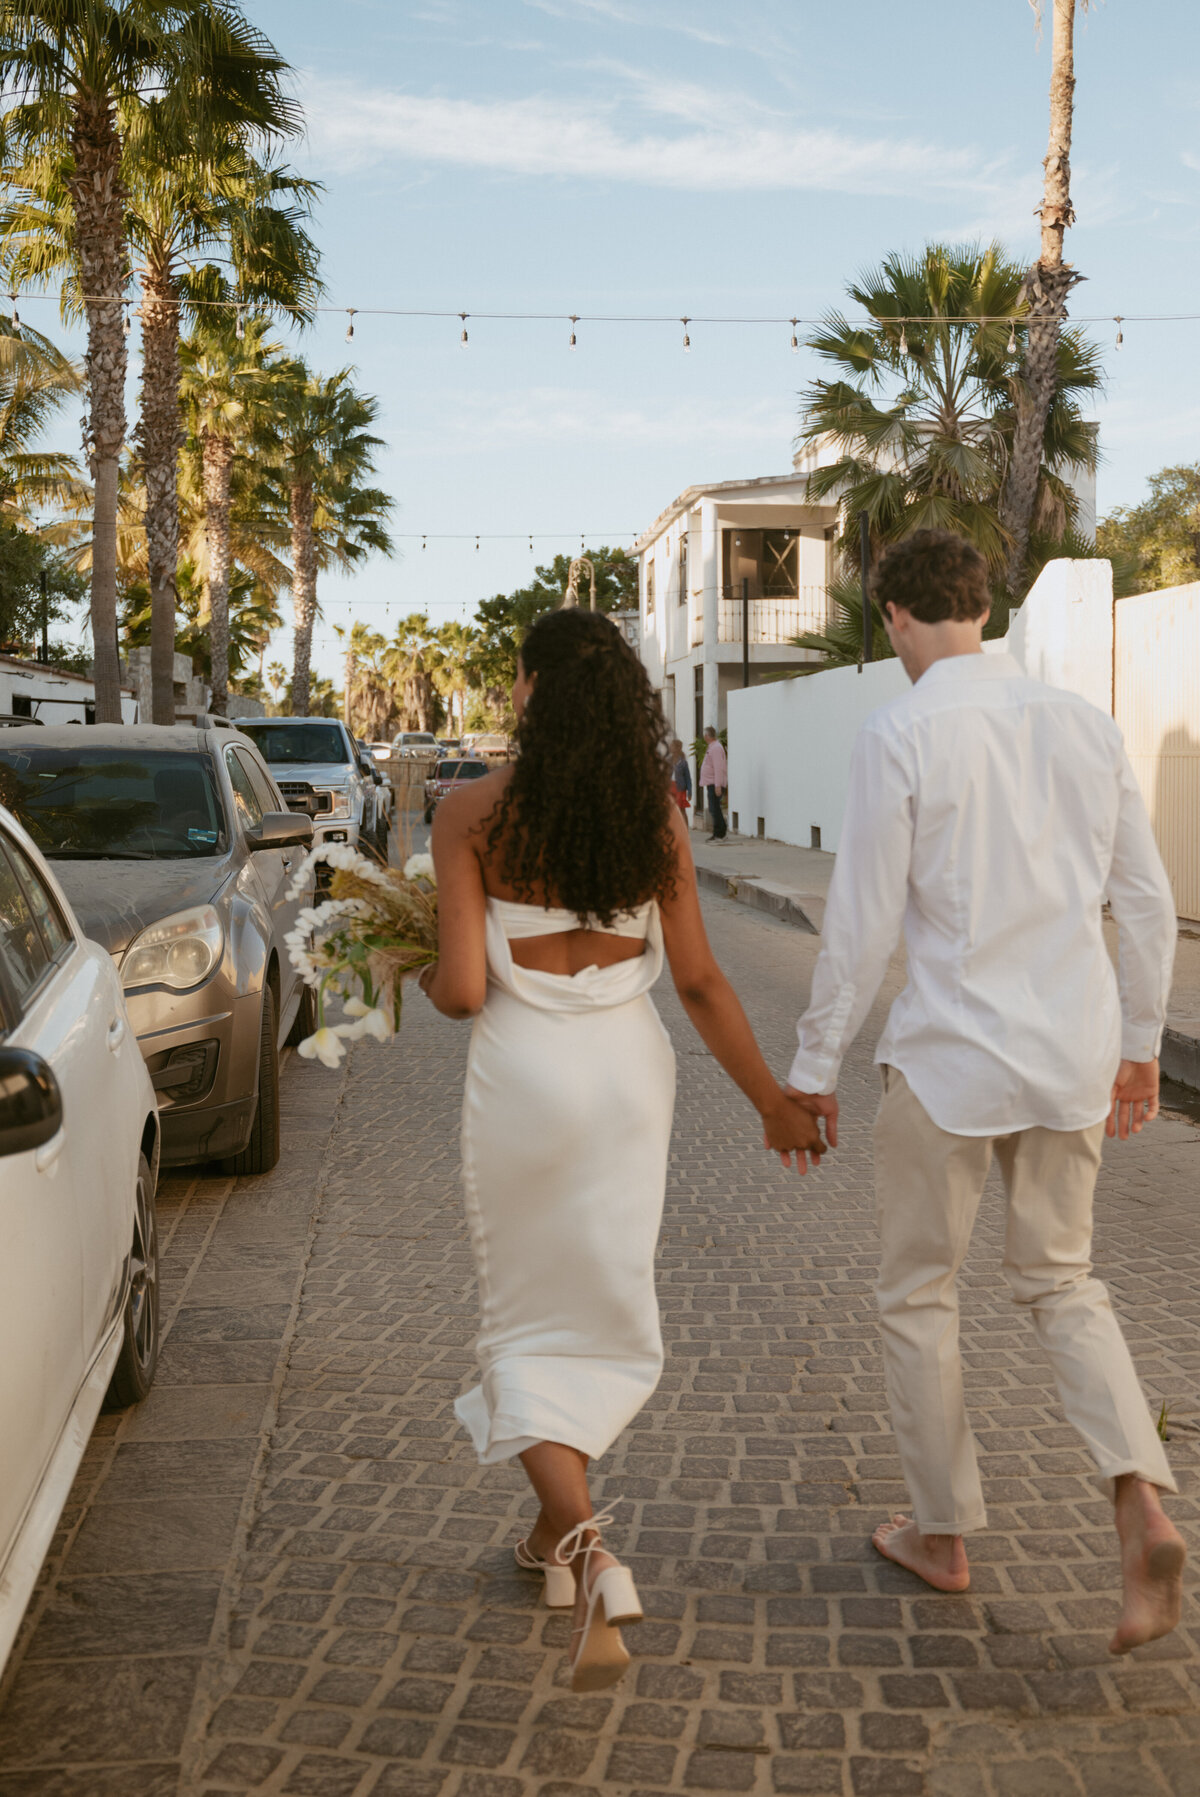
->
xmin=284 ymin=843 xmax=438 ymax=1067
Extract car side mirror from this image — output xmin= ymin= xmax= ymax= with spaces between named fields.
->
xmin=249 ymin=811 xmax=314 ymax=852
xmin=371 ymin=770 xmax=383 ymax=785
xmin=0 ymin=1047 xmax=63 ymax=1157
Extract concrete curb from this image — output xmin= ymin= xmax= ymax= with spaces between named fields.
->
xmin=1163 ymin=1028 xmax=1200 ymax=1094
xmin=695 ymin=863 xmax=820 ymax=935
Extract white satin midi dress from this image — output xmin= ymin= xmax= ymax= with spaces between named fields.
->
xmin=455 ymin=896 xmax=676 ymax=1465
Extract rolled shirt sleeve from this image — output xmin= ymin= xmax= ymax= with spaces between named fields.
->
xmin=1106 ymin=744 xmax=1177 ymax=1063
xmin=787 ymin=723 xmax=914 ymax=1094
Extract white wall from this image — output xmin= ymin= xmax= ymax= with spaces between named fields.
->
xmin=727 ymin=657 xmax=910 ymax=853
xmin=726 ymin=559 xmax=1116 ymax=855
xmin=1006 ymin=557 xmax=1112 ymax=715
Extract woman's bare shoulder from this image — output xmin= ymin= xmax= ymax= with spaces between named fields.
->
xmin=435 ymin=765 xmax=511 ymax=832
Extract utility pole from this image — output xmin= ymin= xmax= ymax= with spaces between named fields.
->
xmin=39 ymin=569 xmax=49 ymax=663
xmin=741 ymin=577 xmax=750 ymax=688
xmin=859 ymin=513 xmax=873 ymax=667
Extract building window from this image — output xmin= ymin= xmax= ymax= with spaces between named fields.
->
xmin=678 ymin=533 xmax=688 ymax=603
xmin=762 ymin=530 xmax=798 ymax=597
xmin=721 ymin=528 xmax=798 ymax=598
xmin=10 ymin=693 xmax=31 ymax=718
xmin=645 ymin=558 xmax=655 ymax=617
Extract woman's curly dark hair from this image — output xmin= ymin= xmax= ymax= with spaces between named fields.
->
xmin=483 ymin=606 xmax=677 ymax=925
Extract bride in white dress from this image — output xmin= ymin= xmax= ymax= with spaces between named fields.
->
xmin=421 ymin=607 xmax=825 ymax=1690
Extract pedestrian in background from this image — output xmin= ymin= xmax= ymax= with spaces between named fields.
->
xmin=786 ymin=529 xmax=1184 ymax=1656
xmin=669 ymin=737 xmax=691 ymax=817
xmin=699 ymin=725 xmax=727 ymax=841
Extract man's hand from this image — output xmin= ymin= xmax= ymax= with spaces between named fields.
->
xmin=1107 ymin=1058 xmax=1160 ymax=1140
xmin=786 ymin=1085 xmax=839 ymax=1151
xmin=761 ymin=1090 xmax=827 ymax=1174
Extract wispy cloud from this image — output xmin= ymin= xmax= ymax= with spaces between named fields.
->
xmin=395 ymin=388 xmax=796 ymax=453
xmin=522 ymin=0 xmax=733 ymax=47
xmin=302 ymin=76 xmax=1003 ymax=199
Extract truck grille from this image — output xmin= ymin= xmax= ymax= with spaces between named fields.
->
xmin=277 ymin=781 xmax=333 ymax=816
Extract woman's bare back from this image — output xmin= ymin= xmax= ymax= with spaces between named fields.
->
xmin=436 ymin=766 xmax=647 ymax=975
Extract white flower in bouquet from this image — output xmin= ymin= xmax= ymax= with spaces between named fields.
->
xmin=297 ymin=1025 xmax=353 ymax=1068
xmin=286 ymin=837 xmax=440 ymax=1062
xmin=403 ymin=851 xmax=436 ymax=884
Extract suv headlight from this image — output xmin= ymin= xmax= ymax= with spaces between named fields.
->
xmin=122 ymin=905 xmax=224 ymax=992
xmin=315 ymin=789 xmax=351 ymax=819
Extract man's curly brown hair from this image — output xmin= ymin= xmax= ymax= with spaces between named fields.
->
xmin=483 ymin=607 xmax=677 ymax=926
xmin=871 ymin=529 xmax=991 ymax=624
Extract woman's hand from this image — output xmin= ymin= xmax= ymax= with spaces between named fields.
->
xmin=761 ymin=1089 xmax=827 ymax=1174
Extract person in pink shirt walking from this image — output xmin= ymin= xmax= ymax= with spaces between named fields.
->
xmin=699 ymin=726 xmax=728 ymax=841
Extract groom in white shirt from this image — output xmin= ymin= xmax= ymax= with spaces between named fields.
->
xmin=787 ymin=529 xmax=1184 ymax=1654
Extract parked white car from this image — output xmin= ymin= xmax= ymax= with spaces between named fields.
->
xmin=0 ymin=806 xmax=161 ymax=1672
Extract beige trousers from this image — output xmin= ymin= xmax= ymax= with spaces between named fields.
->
xmin=873 ymin=1066 xmax=1175 ymax=1535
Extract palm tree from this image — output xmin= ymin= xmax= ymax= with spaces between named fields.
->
xmin=435 ymin=618 xmax=479 ymax=737
xmin=1000 ymin=0 xmax=1091 ymax=597
xmin=127 ymin=131 xmax=316 ymax=719
xmin=178 ymin=282 xmax=287 ymax=715
xmin=0 ymin=307 xmax=86 ymax=524
xmin=798 ymin=242 xmax=1101 ymax=605
xmin=0 ymin=0 xmax=297 ymax=720
xmin=255 ymin=360 xmax=393 ymax=716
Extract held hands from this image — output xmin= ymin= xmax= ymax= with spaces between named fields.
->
xmin=761 ymin=1087 xmax=835 ymax=1174
xmin=1106 ymin=1058 xmax=1160 ymax=1140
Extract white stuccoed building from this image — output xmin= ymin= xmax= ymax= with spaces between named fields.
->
xmin=633 ymin=468 xmax=840 ymax=747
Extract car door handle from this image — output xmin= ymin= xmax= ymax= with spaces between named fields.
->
xmin=36 ymin=1129 xmax=66 ymax=1174
xmin=107 ymin=1017 xmax=126 ymax=1052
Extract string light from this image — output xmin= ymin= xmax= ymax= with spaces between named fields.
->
xmin=681 ymin=316 xmax=691 ymax=351
xmin=9 ymin=291 xmax=18 ymax=329
xmin=345 ymin=308 xmax=356 ymax=342
xmin=1115 ymin=315 xmax=1124 ymax=349
xmin=123 ymin=301 xmax=132 ymax=338
xmin=569 ymin=314 xmax=578 ymax=349
xmin=459 ymin=312 xmax=469 ymax=348
xmin=1007 ymin=319 xmax=1017 ymax=354
xmin=475 ymin=535 xmax=480 ymax=551
xmin=898 ymin=324 xmax=908 ymax=355
xmin=421 ymin=536 xmax=426 ymax=550
xmin=790 ymin=318 xmax=798 ymax=352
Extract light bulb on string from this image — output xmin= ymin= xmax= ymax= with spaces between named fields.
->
xmin=123 ymin=301 xmax=132 ymax=338
xmin=898 ymin=324 xmax=908 ymax=356
xmin=569 ymin=315 xmax=578 ymax=349
xmin=421 ymin=536 xmax=426 ymax=551
xmin=790 ymin=318 xmax=798 ymax=353
xmin=475 ymin=535 xmax=480 ymax=552
xmin=9 ymin=291 xmax=19 ymax=330
xmin=460 ymin=313 xmax=469 ymax=348
xmin=1006 ymin=319 xmax=1016 ymax=354
xmin=1114 ymin=316 xmax=1124 ymax=349
xmin=529 ymin=535 xmax=533 ymax=553
xmin=345 ymin=308 xmax=356 ymax=342
xmin=681 ymin=316 xmax=691 ymax=352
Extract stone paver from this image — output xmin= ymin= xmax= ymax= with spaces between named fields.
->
xmin=2 ymin=887 xmax=1198 ymax=1796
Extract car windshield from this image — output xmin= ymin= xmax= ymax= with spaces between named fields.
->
xmin=237 ymin=722 xmax=349 ymax=765
xmin=436 ymin=760 xmax=485 ymax=780
xmin=0 ymin=747 xmax=227 ymax=860
xmin=402 ymin=733 xmax=436 ymax=745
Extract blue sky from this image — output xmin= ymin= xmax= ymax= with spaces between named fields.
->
xmin=51 ymin=2 xmax=1200 ymax=679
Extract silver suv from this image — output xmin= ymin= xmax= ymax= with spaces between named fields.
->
xmin=235 ymin=717 xmax=368 ymax=854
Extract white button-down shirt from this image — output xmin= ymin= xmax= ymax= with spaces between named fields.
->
xmin=788 ymin=652 xmax=1177 ymax=1135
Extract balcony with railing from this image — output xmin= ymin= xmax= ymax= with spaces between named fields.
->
xmin=717 ymin=585 xmax=829 ymax=645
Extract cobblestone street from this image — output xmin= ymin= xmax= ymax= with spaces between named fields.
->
xmin=1 ymin=888 xmax=1199 ymax=1796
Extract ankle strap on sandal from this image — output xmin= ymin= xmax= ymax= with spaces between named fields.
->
xmin=552 ymin=1501 xmax=622 ymax=1569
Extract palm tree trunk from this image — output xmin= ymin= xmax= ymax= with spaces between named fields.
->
xmin=290 ymin=480 xmax=317 ymax=716
xmin=68 ymin=89 xmax=127 ymax=723
xmin=203 ymin=434 xmax=235 ymax=715
xmin=1000 ymin=0 xmax=1083 ymax=598
xmin=136 ymin=261 xmax=183 ymax=724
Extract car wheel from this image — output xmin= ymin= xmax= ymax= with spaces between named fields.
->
xmin=219 ymin=984 xmax=281 ymax=1177
xmin=285 ymin=981 xmax=317 ymax=1048
xmin=104 ymin=1152 xmax=160 ymax=1410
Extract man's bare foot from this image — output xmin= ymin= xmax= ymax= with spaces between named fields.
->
xmin=871 ymin=1515 xmax=971 ymax=1592
xmin=1109 ymin=1477 xmax=1186 ymax=1655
